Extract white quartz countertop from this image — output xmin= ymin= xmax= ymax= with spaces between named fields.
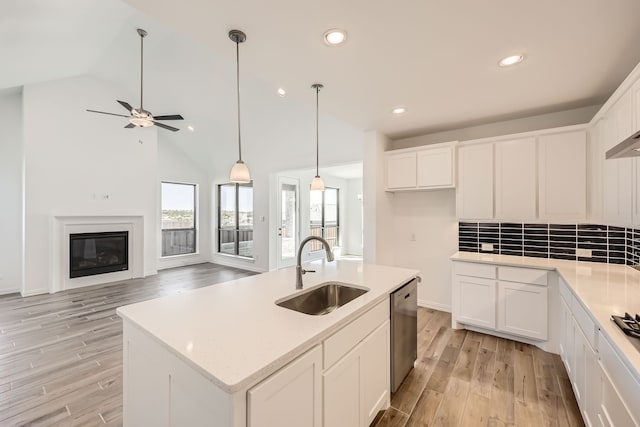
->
xmin=451 ymin=251 xmax=640 ymax=381
xmin=116 ymin=260 xmax=418 ymax=393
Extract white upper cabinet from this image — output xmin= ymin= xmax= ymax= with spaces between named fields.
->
xmin=386 ymin=142 xmax=456 ymax=191
xmin=416 ymin=146 xmax=455 ymax=188
xmin=495 ymin=137 xmax=537 ymax=221
xmin=538 ymin=130 xmax=587 ymax=222
xmin=386 ymin=151 xmax=417 ymax=189
xmin=457 ymin=143 xmax=494 ymax=220
xmin=603 ymin=92 xmax=633 ymax=226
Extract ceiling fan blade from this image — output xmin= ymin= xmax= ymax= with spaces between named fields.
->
xmin=124 ymin=123 xmax=136 ymax=128
xmin=153 ymin=121 xmax=180 ymax=132
xmin=153 ymin=114 xmax=184 ymax=121
xmin=117 ymin=100 xmax=133 ymax=112
xmin=87 ymin=109 xmax=130 ymax=118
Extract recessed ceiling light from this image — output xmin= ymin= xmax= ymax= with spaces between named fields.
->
xmin=277 ymin=88 xmax=286 ymax=97
xmin=187 ymin=125 xmax=195 ymax=132
xmin=323 ymin=29 xmax=347 ymax=46
xmin=498 ymin=54 xmax=525 ymax=67
xmin=392 ymin=107 xmax=407 ymax=115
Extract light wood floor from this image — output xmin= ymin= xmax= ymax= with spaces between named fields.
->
xmin=0 ymin=266 xmax=583 ymax=427
xmin=373 ymin=308 xmax=584 ymax=427
xmin=0 ymin=263 xmax=255 ymax=426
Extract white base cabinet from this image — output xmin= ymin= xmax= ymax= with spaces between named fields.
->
xmin=452 ymin=262 xmax=548 ymax=342
xmin=324 ymin=321 xmax=390 ymax=427
xmin=248 ymin=345 xmax=323 ymax=427
xmin=123 ymin=298 xmax=391 ymax=427
xmin=497 ymin=280 xmax=548 ymax=341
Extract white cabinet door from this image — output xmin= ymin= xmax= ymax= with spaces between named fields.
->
xmin=324 ymin=345 xmax=361 ymax=427
xmin=538 ymin=131 xmax=587 ymax=222
xmin=456 ymin=275 xmax=496 ymax=329
xmin=416 ymin=146 xmax=455 ymax=188
xmin=248 ymin=345 xmax=322 ymax=427
xmin=559 ymin=296 xmax=573 ymax=376
xmin=457 ymin=143 xmax=494 ymax=219
xmin=572 ymin=319 xmax=600 ymax=427
xmin=324 ymin=320 xmax=390 ymax=427
xmin=597 ymin=362 xmax=637 ymax=427
xmin=497 ymin=281 xmax=548 ymax=340
xmin=360 ymin=321 xmax=390 ymax=426
xmin=495 ymin=138 xmax=537 ymax=221
xmin=603 ymin=94 xmax=634 ymax=226
xmin=386 ymin=152 xmax=417 ymax=189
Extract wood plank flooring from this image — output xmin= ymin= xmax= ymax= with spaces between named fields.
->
xmin=0 ymin=263 xmax=255 ymax=426
xmin=373 ymin=308 xmax=584 ymax=427
xmin=0 ymin=267 xmax=583 ymax=427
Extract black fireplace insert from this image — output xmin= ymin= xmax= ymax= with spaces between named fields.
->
xmin=70 ymin=231 xmax=129 ymax=278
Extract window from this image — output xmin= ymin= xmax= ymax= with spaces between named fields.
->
xmin=309 ymin=187 xmax=339 ymax=251
xmin=218 ymin=183 xmax=254 ymax=258
xmin=161 ymin=182 xmax=196 ymax=256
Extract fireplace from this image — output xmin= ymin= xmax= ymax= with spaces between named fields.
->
xmin=69 ymin=231 xmax=129 ymax=278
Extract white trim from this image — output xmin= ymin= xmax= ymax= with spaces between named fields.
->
xmin=51 ymin=215 xmax=145 ymax=293
xmin=456 ymin=124 xmax=588 ymax=147
xmin=20 ymin=288 xmax=49 ymax=297
xmin=211 ymin=254 xmax=266 ymax=273
xmin=418 ymin=299 xmax=451 ymax=313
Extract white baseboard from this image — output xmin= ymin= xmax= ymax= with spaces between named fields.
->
xmin=418 ymin=299 xmax=451 ymax=313
xmin=144 ymin=270 xmax=158 ymax=277
xmin=21 ymin=288 xmax=49 ymax=297
xmin=0 ymin=289 xmax=19 ymax=296
xmin=212 ymin=256 xmax=266 ymax=273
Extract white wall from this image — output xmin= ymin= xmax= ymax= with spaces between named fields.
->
xmin=0 ymin=90 xmax=24 ymax=294
xmin=391 ymin=190 xmax=457 ymax=311
xmin=344 ymin=178 xmax=363 ymax=256
xmin=22 ymin=75 xmax=159 ymax=295
xmin=363 ymin=131 xmax=394 ymax=265
xmin=157 ymin=135 xmax=211 ymax=270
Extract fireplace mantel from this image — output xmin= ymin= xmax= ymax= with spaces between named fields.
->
xmin=51 ymin=215 xmax=144 ymax=293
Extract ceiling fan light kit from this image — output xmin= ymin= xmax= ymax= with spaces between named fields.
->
xmin=86 ymin=28 xmax=184 ymax=132
xmin=310 ymin=83 xmax=325 ymax=191
xmin=229 ymin=29 xmax=251 ymax=184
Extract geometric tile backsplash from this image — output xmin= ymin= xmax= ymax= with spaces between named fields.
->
xmin=459 ymin=222 xmax=636 ymax=265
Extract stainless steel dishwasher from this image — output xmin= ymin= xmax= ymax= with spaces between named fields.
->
xmin=390 ymin=277 xmax=418 ymax=393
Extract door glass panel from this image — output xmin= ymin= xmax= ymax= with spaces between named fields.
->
xmin=280 ymin=183 xmax=297 ymax=260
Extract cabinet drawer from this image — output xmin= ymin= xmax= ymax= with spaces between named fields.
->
xmin=324 ymin=299 xmax=389 ymax=370
xmin=454 ymin=262 xmax=496 ymax=279
xmin=598 ymin=332 xmax=640 ymax=424
xmin=559 ymin=277 xmax=573 ymax=307
xmin=572 ymin=299 xmax=597 ymax=350
xmin=498 ymin=266 xmax=548 ymax=286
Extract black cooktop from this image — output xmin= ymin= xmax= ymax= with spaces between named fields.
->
xmin=612 ymin=313 xmax=640 ymax=339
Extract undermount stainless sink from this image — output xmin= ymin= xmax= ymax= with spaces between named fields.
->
xmin=276 ymin=282 xmax=369 ymax=316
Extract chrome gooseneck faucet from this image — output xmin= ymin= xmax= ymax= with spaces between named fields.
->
xmin=296 ymin=236 xmax=335 ymax=289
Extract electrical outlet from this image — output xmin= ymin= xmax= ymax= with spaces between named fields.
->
xmin=576 ymin=248 xmax=592 ymax=258
xmin=410 ymin=233 xmax=416 ymax=242
xmin=481 ymin=243 xmax=494 ymax=252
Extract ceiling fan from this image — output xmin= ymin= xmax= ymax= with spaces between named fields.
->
xmin=87 ymin=28 xmax=184 ymax=132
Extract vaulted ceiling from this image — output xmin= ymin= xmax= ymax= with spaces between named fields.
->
xmin=3 ymin=0 xmax=640 ymax=169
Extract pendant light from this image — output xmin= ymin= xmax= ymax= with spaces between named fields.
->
xmin=310 ymin=83 xmax=325 ymax=191
xmin=229 ymin=30 xmax=251 ymax=183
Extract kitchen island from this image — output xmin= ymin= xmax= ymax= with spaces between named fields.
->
xmin=116 ymin=260 xmax=418 ymax=427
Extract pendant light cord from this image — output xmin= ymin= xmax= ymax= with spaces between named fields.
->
xmin=236 ymin=40 xmax=242 ymax=162
xmin=315 ymin=85 xmax=319 ymax=176
xmin=140 ymin=33 xmax=144 ymax=110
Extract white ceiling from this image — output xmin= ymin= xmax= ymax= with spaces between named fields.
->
xmin=121 ymin=0 xmax=640 ymax=138
xmin=3 ymin=0 xmax=640 ymax=164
